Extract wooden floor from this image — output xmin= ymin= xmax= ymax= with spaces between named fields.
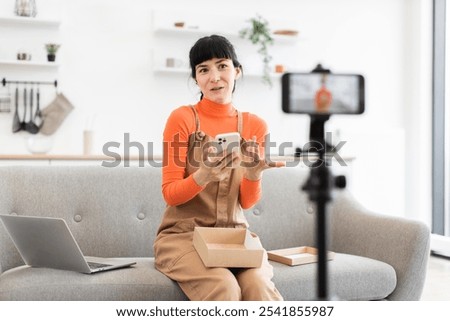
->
xmin=420 ymin=254 xmax=450 ymax=300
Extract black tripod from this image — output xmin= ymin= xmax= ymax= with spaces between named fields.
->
xmin=302 ymin=115 xmax=346 ymax=300
xmin=302 ymin=64 xmax=346 ymax=300
xmin=301 ymin=65 xmax=346 ymax=300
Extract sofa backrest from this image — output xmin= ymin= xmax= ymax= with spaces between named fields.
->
xmin=0 ymin=166 xmax=165 ymax=272
xmin=0 ymin=165 xmax=316 ymax=272
xmin=244 ymin=166 xmax=316 ymax=250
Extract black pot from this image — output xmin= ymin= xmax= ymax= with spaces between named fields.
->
xmin=47 ymin=54 xmax=56 ymax=62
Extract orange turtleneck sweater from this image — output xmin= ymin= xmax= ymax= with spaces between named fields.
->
xmin=162 ymin=98 xmax=267 ymax=209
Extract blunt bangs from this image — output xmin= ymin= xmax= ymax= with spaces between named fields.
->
xmin=189 ymin=35 xmax=240 ymax=78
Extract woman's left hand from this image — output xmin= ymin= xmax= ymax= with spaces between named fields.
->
xmin=241 ymin=136 xmax=285 ymax=181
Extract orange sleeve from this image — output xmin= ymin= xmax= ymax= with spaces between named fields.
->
xmin=239 ymin=114 xmax=267 ymax=209
xmin=161 ymin=107 xmax=204 ymax=206
xmin=240 ymin=178 xmax=262 ymax=209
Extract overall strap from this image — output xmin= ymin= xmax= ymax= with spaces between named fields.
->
xmin=186 ymin=105 xmax=202 ymax=156
xmin=237 ymin=111 xmax=243 ymax=134
xmin=190 ymin=105 xmax=200 ymax=132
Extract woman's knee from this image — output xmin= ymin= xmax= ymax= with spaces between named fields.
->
xmin=237 ymin=271 xmax=283 ymax=301
xmin=181 ymin=268 xmax=242 ymax=301
xmin=204 ymin=271 xmax=241 ymax=301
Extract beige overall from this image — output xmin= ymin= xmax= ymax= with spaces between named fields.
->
xmin=154 ymin=107 xmax=283 ymax=301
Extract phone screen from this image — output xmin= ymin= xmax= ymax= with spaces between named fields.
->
xmin=282 ymin=73 xmax=365 ymax=115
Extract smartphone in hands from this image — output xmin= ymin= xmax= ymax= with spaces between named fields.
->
xmin=214 ymin=132 xmax=241 ymax=156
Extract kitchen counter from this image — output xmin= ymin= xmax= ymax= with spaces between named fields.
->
xmin=0 ymin=154 xmax=354 ymax=169
xmin=0 ymin=154 xmax=354 ymax=161
xmin=0 ymin=154 xmax=163 ymax=167
xmin=0 ymin=154 xmax=161 ymax=160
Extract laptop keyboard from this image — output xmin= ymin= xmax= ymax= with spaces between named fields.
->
xmin=87 ymin=262 xmax=112 ymax=270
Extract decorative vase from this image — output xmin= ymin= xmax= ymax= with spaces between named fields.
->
xmin=14 ymin=0 xmax=37 ymax=17
xmin=25 ymin=135 xmax=53 ymax=154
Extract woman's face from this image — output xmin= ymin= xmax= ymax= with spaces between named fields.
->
xmin=195 ymin=58 xmax=240 ymax=104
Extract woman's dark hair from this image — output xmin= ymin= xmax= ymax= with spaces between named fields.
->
xmin=189 ymin=35 xmax=242 ymax=80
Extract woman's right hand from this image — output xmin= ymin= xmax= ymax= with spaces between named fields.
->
xmin=193 ymin=146 xmax=241 ymax=186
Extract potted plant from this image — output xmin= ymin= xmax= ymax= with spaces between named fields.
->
xmin=45 ymin=43 xmax=60 ymax=62
xmin=239 ymin=15 xmax=274 ymax=87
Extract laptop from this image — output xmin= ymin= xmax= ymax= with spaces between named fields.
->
xmin=0 ymin=214 xmax=136 ymax=274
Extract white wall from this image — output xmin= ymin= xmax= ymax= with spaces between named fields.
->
xmin=0 ymin=0 xmax=433 ymax=225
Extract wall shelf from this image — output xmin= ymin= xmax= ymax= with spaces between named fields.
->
xmin=0 ymin=15 xmax=61 ymax=28
xmin=154 ymin=66 xmax=190 ymax=75
xmin=154 ymin=26 xmax=300 ymax=43
xmin=0 ymin=15 xmax=61 ymax=71
xmin=152 ymin=10 xmax=300 ymax=86
xmin=0 ymin=59 xmax=59 ymax=68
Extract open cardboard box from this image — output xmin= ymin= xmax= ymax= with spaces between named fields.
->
xmin=268 ymin=246 xmax=335 ymax=266
xmin=193 ymin=227 xmax=264 ymax=268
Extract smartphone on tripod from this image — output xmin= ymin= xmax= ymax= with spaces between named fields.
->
xmin=282 ymin=73 xmax=365 ymax=115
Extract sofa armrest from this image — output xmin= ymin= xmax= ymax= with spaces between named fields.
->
xmin=330 ymin=191 xmax=430 ymax=300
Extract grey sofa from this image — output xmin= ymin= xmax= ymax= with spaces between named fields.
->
xmin=0 ymin=166 xmax=430 ymax=300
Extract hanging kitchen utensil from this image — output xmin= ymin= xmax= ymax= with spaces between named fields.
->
xmin=33 ymin=85 xmax=43 ymax=128
xmin=40 ymin=92 xmax=74 ymax=135
xmin=20 ymin=86 xmax=27 ymax=131
xmin=0 ymin=96 xmax=11 ymax=112
xmin=12 ymin=86 xmax=22 ymax=133
xmin=0 ymin=83 xmax=12 ymax=113
xmin=25 ymin=85 xmax=40 ymax=134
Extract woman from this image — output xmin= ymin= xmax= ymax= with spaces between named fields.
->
xmin=154 ymin=35 xmax=284 ymax=301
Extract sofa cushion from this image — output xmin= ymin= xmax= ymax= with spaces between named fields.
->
xmin=0 ymin=254 xmax=395 ymax=301
xmin=0 ymin=258 xmax=187 ymax=301
xmin=273 ymin=253 xmax=397 ymax=300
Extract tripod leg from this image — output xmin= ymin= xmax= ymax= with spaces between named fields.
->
xmin=317 ymin=200 xmax=330 ymax=300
